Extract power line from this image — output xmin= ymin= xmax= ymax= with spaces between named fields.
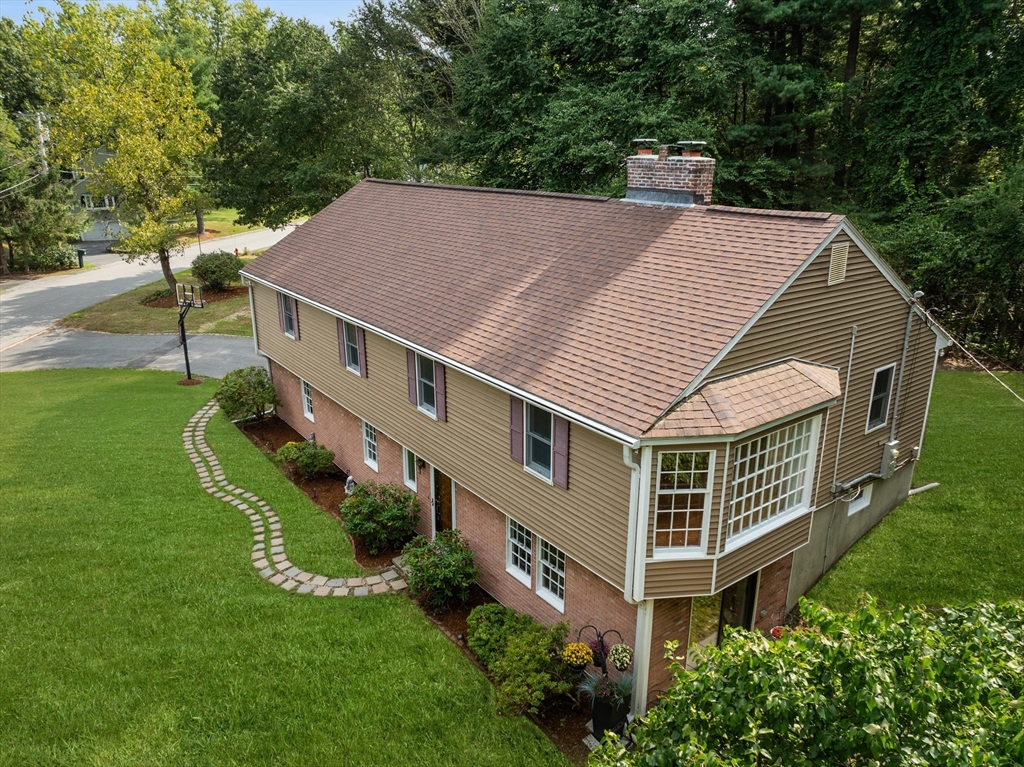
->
xmin=0 ymin=154 xmax=40 ymax=174
xmin=0 ymin=172 xmax=44 ymax=199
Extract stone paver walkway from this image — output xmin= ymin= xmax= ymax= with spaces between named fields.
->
xmin=183 ymin=400 xmax=407 ymax=596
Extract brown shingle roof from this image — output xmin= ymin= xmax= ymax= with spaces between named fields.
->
xmin=243 ymin=179 xmax=843 ymax=437
xmin=645 ymin=360 xmax=842 ymax=438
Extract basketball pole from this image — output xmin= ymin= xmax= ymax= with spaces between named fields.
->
xmin=178 ymin=301 xmax=193 ymax=380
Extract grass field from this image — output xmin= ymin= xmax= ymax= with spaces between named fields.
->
xmin=0 ymin=370 xmax=565 ymax=767
xmin=192 ymin=208 xmax=260 ymax=239
xmin=61 ymin=268 xmax=253 ymax=337
xmin=809 ymin=371 xmax=1024 ymax=611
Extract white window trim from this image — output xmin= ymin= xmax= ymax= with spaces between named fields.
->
xmin=523 ymin=403 xmax=554 ymax=484
xmin=865 ymin=363 xmax=896 ymax=434
xmin=848 ymin=482 xmax=873 ymax=515
xmin=343 ymin=321 xmax=361 ymax=375
xmin=724 ymin=415 xmax=821 ymax=553
xmin=505 ymin=517 xmax=533 ymax=588
xmin=362 ymin=421 xmax=378 ymax=472
xmin=300 ymin=379 xmax=314 ymax=422
xmin=416 ymin=352 xmax=438 ymax=419
xmin=651 ymin=450 xmax=715 ymax=559
xmin=536 ymin=538 xmax=566 ymax=613
xmin=281 ymin=294 xmax=297 ymax=340
xmin=403 ymin=447 xmax=417 ymax=491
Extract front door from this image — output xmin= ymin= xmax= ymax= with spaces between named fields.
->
xmin=717 ymin=573 xmax=759 ymax=644
xmin=433 ymin=468 xmax=453 ymax=535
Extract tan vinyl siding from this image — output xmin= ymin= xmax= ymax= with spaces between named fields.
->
xmin=252 ymin=284 xmax=632 ymax=587
xmin=714 ymin=513 xmax=811 ymax=590
xmin=712 ymin=233 xmax=934 ymax=500
xmin=644 ymin=560 xmax=715 ymax=598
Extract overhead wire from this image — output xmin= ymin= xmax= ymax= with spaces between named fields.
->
xmin=0 ymin=172 xmax=45 ymax=199
xmin=0 ymin=154 xmax=40 ymax=173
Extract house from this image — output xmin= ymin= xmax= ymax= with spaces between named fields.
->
xmin=63 ymin=148 xmax=126 ymax=242
xmin=239 ymin=142 xmax=949 ymax=714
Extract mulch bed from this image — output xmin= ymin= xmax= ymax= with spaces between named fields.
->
xmin=177 ymin=378 xmax=205 ymax=386
xmin=234 ymin=413 xmax=593 ymax=762
xmin=145 ymin=285 xmax=247 ymax=308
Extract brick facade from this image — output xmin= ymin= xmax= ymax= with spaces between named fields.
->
xmin=625 ymin=154 xmax=716 ymax=202
xmin=648 ymin=597 xmax=691 ymax=705
xmin=753 ymin=553 xmax=793 ymax=633
xmin=270 ymin=360 xmax=637 ymax=641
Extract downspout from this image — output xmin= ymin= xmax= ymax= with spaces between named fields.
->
xmin=631 ymin=446 xmax=653 ymax=603
xmin=244 ymin=278 xmax=262 ymax=358
xmin=890 ymin=291 xmax=924 ymax=442
xmin=622 ymin=444 xmax=642 ymax=603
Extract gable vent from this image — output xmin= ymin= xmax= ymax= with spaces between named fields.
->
xmin=828 ymin=242 xmax=850 ymax=285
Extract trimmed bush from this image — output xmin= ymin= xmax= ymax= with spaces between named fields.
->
xmin=191 ymin=250 xmax=243 ymax=291
xmin=401 ymin=530 xmax=478 ymax=612
xmin=214 ymin=366 xmax=280 ymax=421
xmin=27 ymin=244 xmax=77 ymax=271
xmin=592 ymin=596 xmax=1024 ymax=766
xmin=492 ymin=620 xmax=570 ymax=715
xmin=277 ymin=440 xmax=336 ymax=477
xmin=467 ymin=604 xmax=537 ymax=669
xmin=340 ymin=482 xmax=419 ymax=555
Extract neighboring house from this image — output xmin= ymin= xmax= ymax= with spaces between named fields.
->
xmin=240 ymin=143 xmax=949 ymax=713
xmin=64 ymin=148 xmax=125 ymax=242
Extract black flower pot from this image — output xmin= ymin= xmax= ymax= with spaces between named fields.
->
xmin=591 ymin=695 xmax=630 ymax=741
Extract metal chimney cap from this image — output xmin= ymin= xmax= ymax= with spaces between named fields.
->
xmin=675 ymin=141 xmax=708 ymax=148
xmin=632 ymin=138 xmax=658 ymax=145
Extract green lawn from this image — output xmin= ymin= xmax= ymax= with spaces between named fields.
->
xmin=809 ymin=371 xmax=1024 ymax=611
xmin=0 ymin=369 xmax=565 ymax=767
xmin=194 ymin=208 xmax=260 ymax=239
xmin=61 ymin=268 xmax=253 ymax=337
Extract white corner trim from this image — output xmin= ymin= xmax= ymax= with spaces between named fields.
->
xmin=631 ymin=446 xmax=653 ymax=603
xmin=631 ymin=599 xmax=655 ymax=717
xmin=239 ymin=272 xmax=639 ymax=447
xmin=622 ymin=445 xmax=642 ymax=603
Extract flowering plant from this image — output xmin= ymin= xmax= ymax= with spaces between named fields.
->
xmin=562 ymin=642 xmax=594 ymax=667
xmin=607 ymin=643 xmax=633 ymax=671
xmin=588 ymin=637 xmax=608 ymax=655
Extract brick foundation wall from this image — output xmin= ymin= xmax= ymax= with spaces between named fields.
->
xmin=754 ymin=553 xmax=793 ymax=633
xmin=270 ymin=361 xmax=433 ymax=536
xmin=270 ymin=360 xmax=636 ymax=640
xmin=648 ymin=597 xmax=691 ymax=705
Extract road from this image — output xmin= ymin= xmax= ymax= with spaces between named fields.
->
xmin=0 ymin=227 xmax=291 ymax=376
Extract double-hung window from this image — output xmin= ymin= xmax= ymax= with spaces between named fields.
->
xmin=867 ymin=365 xmax=895 ymax=432
xmin=278 ymin=292 xmax=298 ymax=339
xmin=343 ymin=322 xmax=361 ymax=374
xmin=506 ymin=518 xmax=533 ymax=586
xmin=363 ymin=421 xmax=378 ymax=471
xmin=537 ymin=538 xmax=566 ymax=612
xmin=654 ymin=451 xmax=712 ymax=553
xmin=403 ymin=447 xmax=417 ymax=491
xmin=728 ymin=416 xmax=817 ymax=542
xmin=417 ymin=354 xmax=436 ymax=416
xmin=524 ymin=404 xmax=553 ymax=481
xmin=301 ymin=379 xmax=314 ymax=421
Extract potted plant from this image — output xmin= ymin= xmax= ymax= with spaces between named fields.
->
xmin=579 ymin=670 xmax=634 ymax=740
xmin=561 ymin=642 xmax=594 ymax=672
xmin=588 ymin=637 xmax=608 ymax=668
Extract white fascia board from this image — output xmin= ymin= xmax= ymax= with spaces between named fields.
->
xmin=652 ymin=221 xmax=846 ymax=422
xmin=239 ymin=271 xmax=639 ymax=447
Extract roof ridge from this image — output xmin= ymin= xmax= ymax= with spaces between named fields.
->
xmin=362 ymin=178 xmax=611 ymax=203
xmin=704 ymin=205 xmax=840 ymax=221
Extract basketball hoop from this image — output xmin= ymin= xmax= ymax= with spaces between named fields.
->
xmin=176 ymin=283 xmax=205 ymax=380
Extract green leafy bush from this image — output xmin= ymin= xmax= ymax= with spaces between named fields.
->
xmin=491 ymin=620 xmax=570 ymax=715
xmin=26 ymin=244 xmax=76 ymax=271
xmin=277 ymin=440 xmax=336 ymax=477
xmin=214 ymin=366 xmax=280 ymax=421
xmin=592 ymin=596 xmax=1024 ymax=766
xmin=340 ymin=482 xmax=419 ymax=555
xmin=401 ymin=530 xmax=478 ymax=612
xmin=467 ymin=604 xmax=536 ymax=668
xmin=191 ymin=250 xmax=244 ymax=291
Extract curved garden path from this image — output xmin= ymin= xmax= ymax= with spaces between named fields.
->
xmin=183 ymin=400 xmax=407 ymax=596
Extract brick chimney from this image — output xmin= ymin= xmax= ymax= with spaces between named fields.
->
xmin=626 ymin=141 xmax=715 ymax=206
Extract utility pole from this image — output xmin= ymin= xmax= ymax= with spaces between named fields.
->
xmin=33 ymin=112 xmax=49 ymax=175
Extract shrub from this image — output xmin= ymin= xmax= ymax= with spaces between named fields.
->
xmin=26 ymin=244 xmax=76 ymax=271
xmin=401 ymin=530 xmax=478 ymax=612
xmin=492 ymin=620 xmax=570 ymax=715
xmin=277 ymin=440 xmax=336 ymax=477
xmin=592 ymin=596 xmax=1024 ymax=766
xmin=214 ymin=366 xmax=280 ymax=421
xmin=191 ymin=250 xmax=243 ymax=291
xmin=467 ymin=604 xmax=537 ymax=668
xmin=340 ymin=482 xmax=419 ymax=555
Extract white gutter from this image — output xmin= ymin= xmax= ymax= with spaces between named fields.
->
xmin=240 ymin=271 xmax=639 ymax=447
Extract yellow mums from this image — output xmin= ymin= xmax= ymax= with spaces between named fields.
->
xmin=562 ymin=642 xmax=594 ymax=667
